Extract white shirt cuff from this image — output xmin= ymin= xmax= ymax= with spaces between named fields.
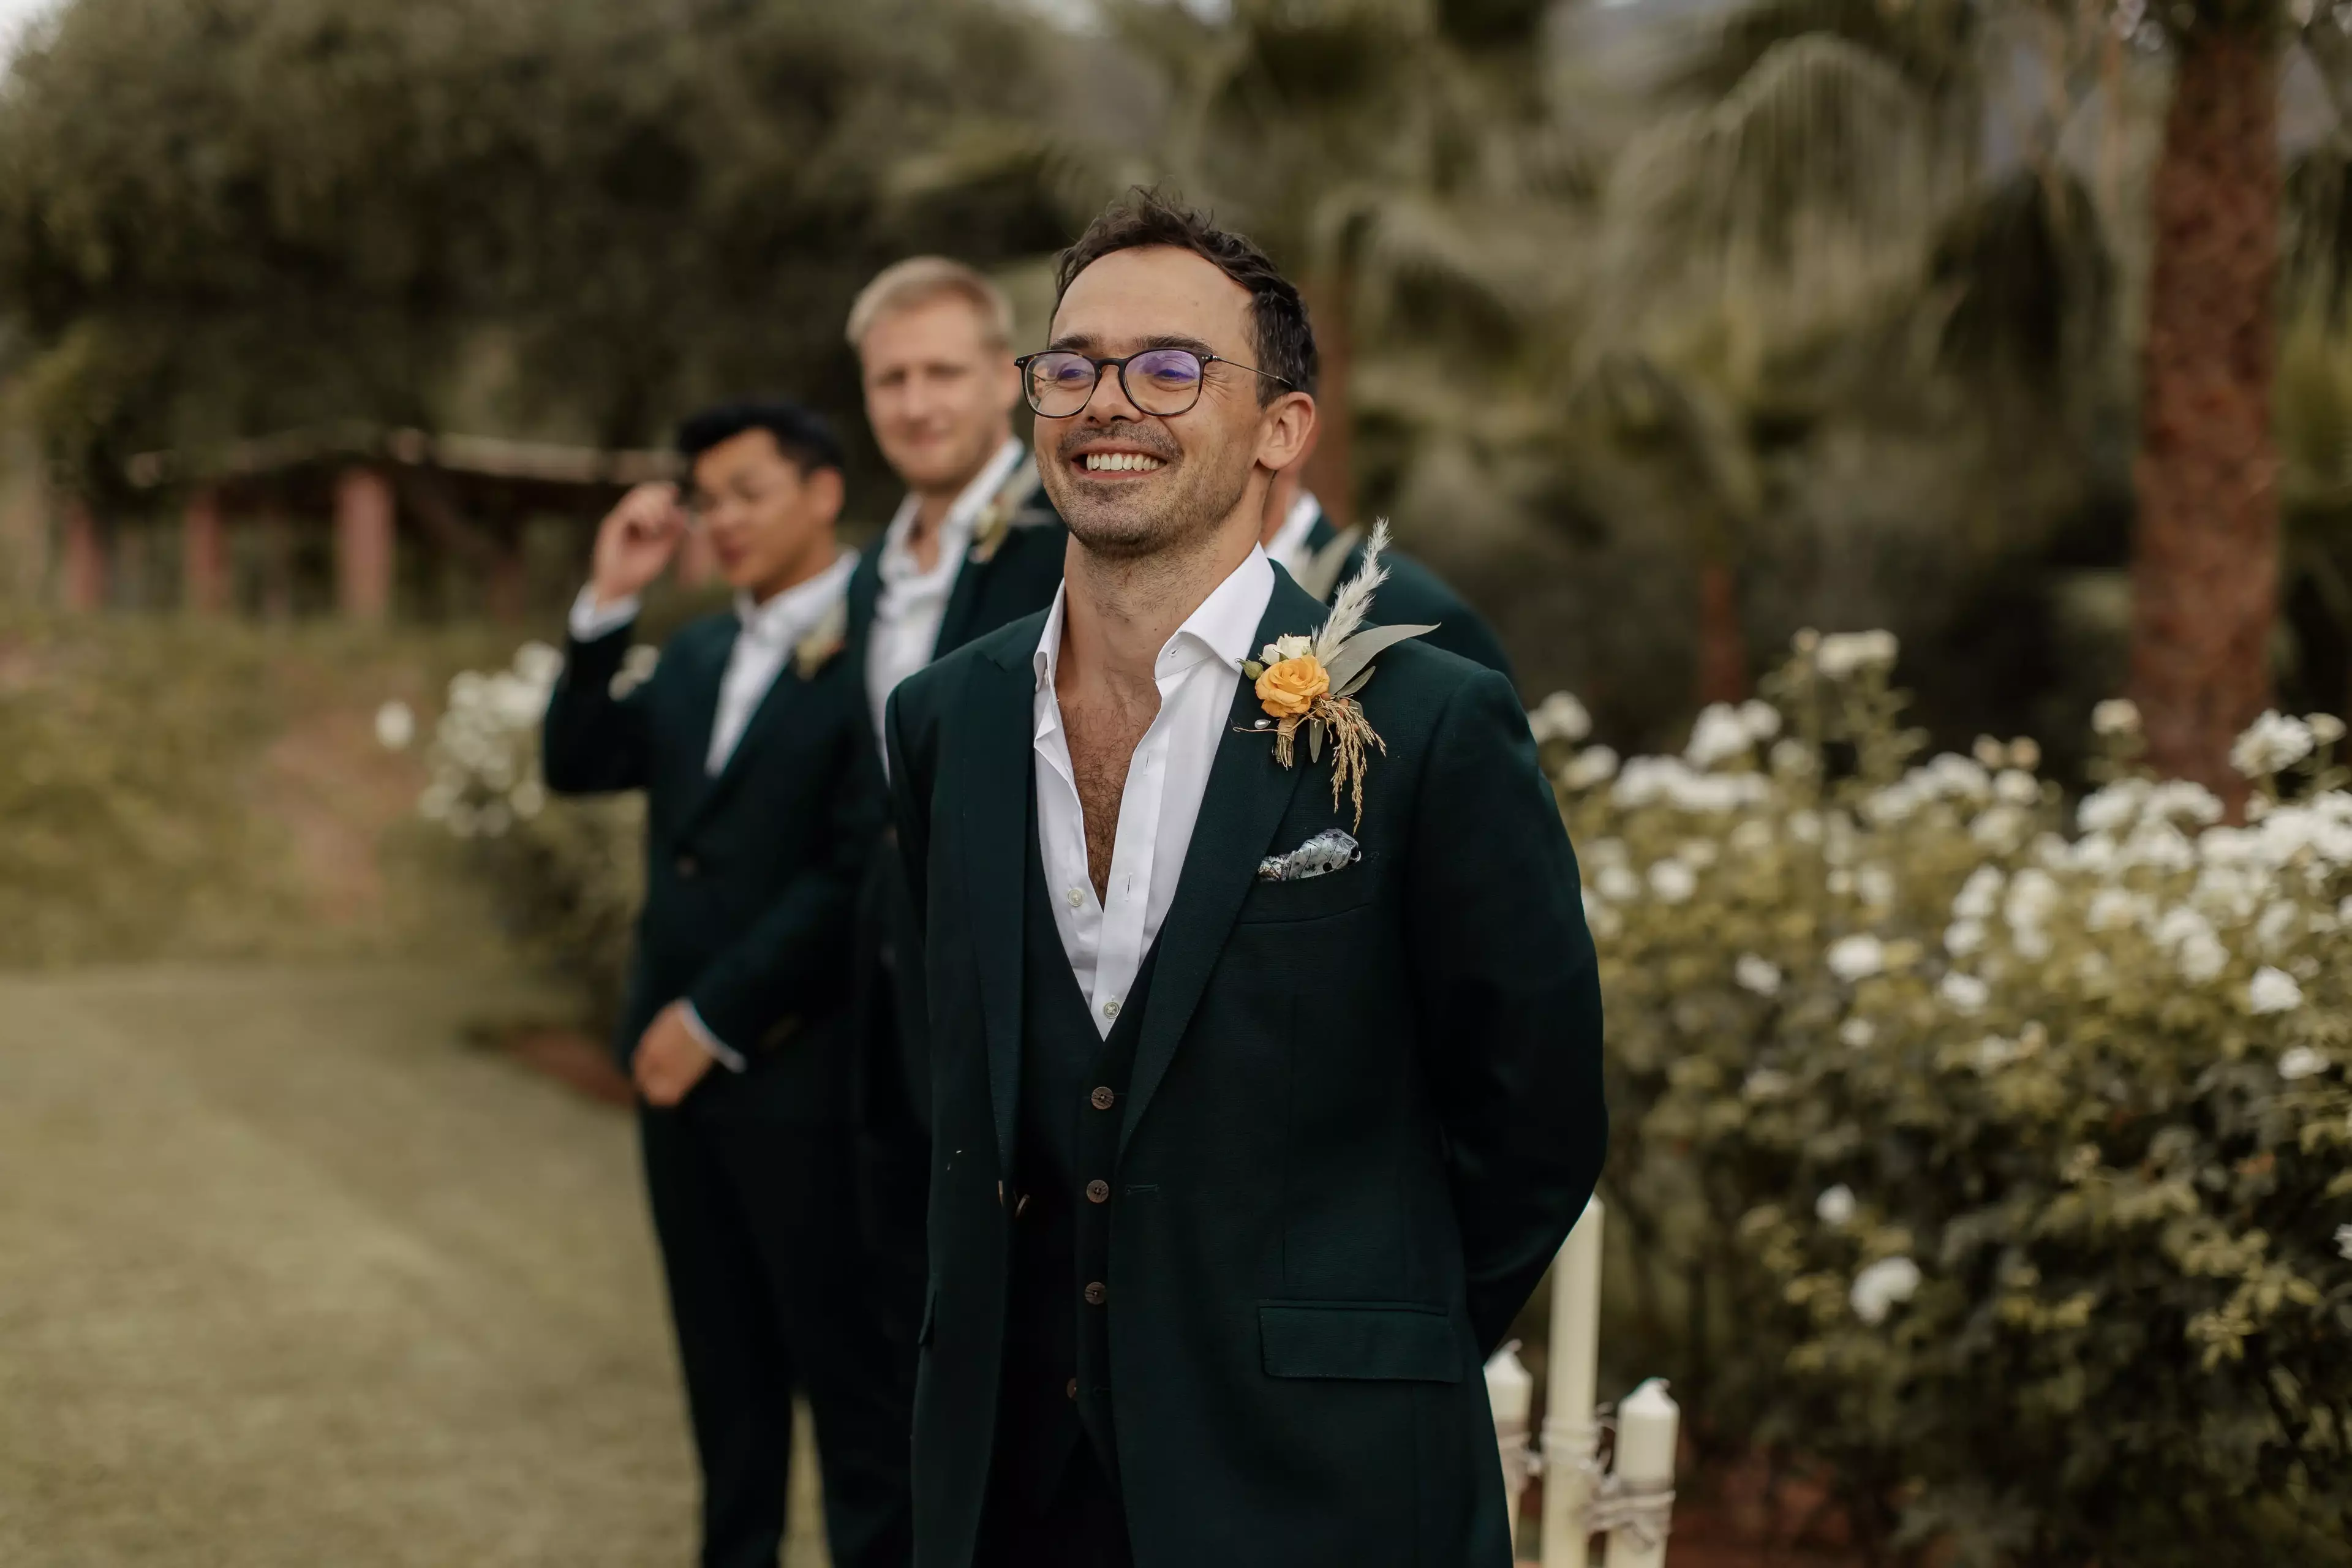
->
xmin=570 ymin=584 xmax=641 ymax=643
xmin=677 ymin=1001 xmax=748 ymax=1074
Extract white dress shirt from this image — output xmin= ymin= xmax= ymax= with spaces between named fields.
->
xmin=566 ymin=549 xmax=858 ymax=1072
xmin=1031 ymin=547 xmax=1276 ymax=1036
xmin=866 ymin=436 xmax=1030 ymax=750
xmin=1264 ymin=491 xmax=1324 ymax=582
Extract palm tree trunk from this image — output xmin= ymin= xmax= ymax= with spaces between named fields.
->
xmin=1300 ymin=266 xmax=1357 ymax=530
xmin=2128 ymin=31 xmax=2281 ymax=799
xmin=1697 ymin=557 xmax=1748 ymax=704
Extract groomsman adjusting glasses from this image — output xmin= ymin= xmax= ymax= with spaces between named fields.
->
xmin=884 ymin=192 xmax=1608 ymax=1568
xmin=543 ymin=405 xmax=910 ymax=1568
xmin=840 ymin=258 xmax=1070 ymax=1381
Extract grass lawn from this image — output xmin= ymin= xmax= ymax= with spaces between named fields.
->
xmin=0 ymin=961 xmax=828 ymax=1567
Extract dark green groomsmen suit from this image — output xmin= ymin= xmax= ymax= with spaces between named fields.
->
xmin=544 ymin=611 xmax=907 ymax=1568
xmin=1293 ymin=499 xmax=1516 ymax=682
xmin=884 ymin=566 xmax=1607 ymax=1568
xmin=845 ymin=486 xmax=1069 ymax=1355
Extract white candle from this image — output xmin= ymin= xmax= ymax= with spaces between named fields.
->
xmin=1604 ymin=1378 xmax=1679 ymax=1568
xmin=1485 ymin=1341 xmax=1535 ymax=1542
xmin=1540 ymin=1197 xmax=1604 ymax=1568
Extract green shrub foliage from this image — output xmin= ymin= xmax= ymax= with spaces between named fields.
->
xmin=1543 ymin=638 xmax=2352 ymax=1566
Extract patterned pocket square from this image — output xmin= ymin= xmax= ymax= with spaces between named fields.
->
xmin=1257 ymin=829 xmax=1362 ymax=882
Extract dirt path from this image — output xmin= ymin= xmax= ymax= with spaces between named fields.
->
xmin=0 ymin=963 xmax=827 ymax=1567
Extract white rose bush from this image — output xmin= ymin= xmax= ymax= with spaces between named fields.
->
xmin=1545 ymin=632 xmax=2351 ymax=1566
xmin=405 ymin=639 xmax=652 ymax=1027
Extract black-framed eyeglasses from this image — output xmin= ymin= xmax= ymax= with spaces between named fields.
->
xmin=1013 ymin=347 xmax=1293 ymax=418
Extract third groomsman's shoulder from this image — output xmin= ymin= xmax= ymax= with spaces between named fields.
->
xmin=1358 ymin=544 xmax=1517 ymax=687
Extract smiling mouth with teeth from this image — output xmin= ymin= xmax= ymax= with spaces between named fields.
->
xmin=1081 ymin=452 xmax=1167 ymax=473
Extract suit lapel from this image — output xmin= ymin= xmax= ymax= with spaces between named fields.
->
xmin=932 ymin=545 xmax=989 ymax=660
xmin=960 ymin=646 xmax=1036 ymax=1174
xmin=1118 ymin=573 xmax=1324 ymax=1157
xmin=680 ymin=633 xmax=819 ymax=836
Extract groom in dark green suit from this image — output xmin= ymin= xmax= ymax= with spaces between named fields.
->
xmin=885 ymin=194 xmax=1607 ymax=1567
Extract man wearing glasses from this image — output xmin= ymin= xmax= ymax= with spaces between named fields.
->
xmin=884 ymin=194 xmax=1607 ymax=1567
xmin=545 ymin=402 xmax=912 ymax=1568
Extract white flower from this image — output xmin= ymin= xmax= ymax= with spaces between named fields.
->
xmin=2336 ymin=1224 xmax=2352 ymax=1262
xmin=2078 ymin=780 xmax=2147 ymax=835
xmin=1787 ymin=809 xmax=1823 ymax=844
xmin=2177 ymin=931 xmax=2230 ymax=985
xmin=1735 ymin=954 xmax=1784 ymax=997
xmin=2308 ymin=714 xmax=2345 ymax=747
xmin=1953 ymin=867 xmax=2004 ymax=921
xmin=1850 ymin=1256 xmax=1922 ymax=1325
xmin=1730 ymin=819 xmax=1774 ymax=855
xmin=1815 ymin=1185 xmax=1856 ymax=1226
xmin=1676 ymin=838 xmax=1721 ymax=869
xmin=2250 ymin=967 xmax=2305 ymax=1016
xmin=1743 ymin=1068 xmax=1794 ymax=1101
xmin=1940 ymin=972 xmax=1990 ymax=1014
xmin=2086 ymin=889 xmax=2149 ymax=932
xmin=1265 ymin=633 xmax=1315 ymax=665
xmin=1738 ymin=699 xmax=1782 ymax=742
xmin=512 ymin=640 xmax=564 ymax=685
xmin=1595 ymin=864 xmax=1640 ymax=903
xmin=1816 ymin=630 xmax=1899 ymax=680
xmin=1529 ymin=690 xmax=1593 ymax=745
xmin=510 ymin=778 xmax=547 ymax=820
xmin=2091 ymin=698 xmax=2141 ymax=736
xmin=2278 ymin=1045 xmax=2328 ymax=1080
xmin=1994 ymin=769 xmax=2041 ymax=807
xmin=2010 ymin=737 xmax=2041 ymax=771
xmin=1562 ymin=745 xmax=1620 ymax=790
xmin=2003 ymin=869 xmax=2060 ymax=932
xmin=1970 ymin=807 xmax=2027 ymax=850
xmin=1770 ymin=738 xmax=1816 ymax=778
xmin=1943 ymin=920 xmax=1986 ymax=957
xmin=1828 ymin=934 xmax=1887 ymax=983
xmin=2145 ymin=780 xmax=2224 ymax=826
xmin=2253 ymin=902 xmax=2301 ymax=953
xmin=1648 ymin=860 xmax=1698 ymax=904
xmin=1686 ymin=703 xmax=1755 ymax=769
xmin=1856 ymin=865 xmax=1896 ymax=909
xmin=2230 ymin=711 xmax=2315 ymax=778
xmin=374 ymin=700 xmax=417 ymax=752
xmin=1928 ymin=753 xmax=1992 ymax=801
xmin=1839 ymin=1017 xmax=1877 ymax=1049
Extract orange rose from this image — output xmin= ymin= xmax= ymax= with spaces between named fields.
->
xmin=1256 ymin=654 xmax=1329 ymax=719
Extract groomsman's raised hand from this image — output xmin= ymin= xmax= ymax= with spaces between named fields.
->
xmin=631 ymin=1000 xmax=717 ymax=1107
xmin=590 ymin=481 xmax=688 ymax=610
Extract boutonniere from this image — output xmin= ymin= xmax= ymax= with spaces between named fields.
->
xmin=968 ymin=454 xmax=1042 ymax=564
xmin=1240 ymin=521 xmax=1435 ymax=828
xmin=793 ymin=597 xmax=848 ymax=679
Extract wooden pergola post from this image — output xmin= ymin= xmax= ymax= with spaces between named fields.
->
xmin=182 ymin=486 xmax=228 ymax=614
xmin=334 ymin=466 xmax=396 ymax=623
xmin=59 ymin=500 xmax=107 ymax=611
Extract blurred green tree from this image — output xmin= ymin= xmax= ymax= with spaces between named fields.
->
xmin=0 ymin=0 xmax=1069 ymax=508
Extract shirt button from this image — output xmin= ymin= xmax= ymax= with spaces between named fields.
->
xmin=1085 ymin=1281 xmax=1107 ymax=1306
xmin=1085 ymin=1179 xmax=1110 ymax=1205
xmin=1066 ymin=887 xmax=1085 ymax=909
xmin=1101 ymin=998 xmax=1121 ymax=1020
xmin=1066 ymin=1378 xmax=1079 ymax=1400
xmin=1090 ymin=1086 xmax=1115 ymax=1111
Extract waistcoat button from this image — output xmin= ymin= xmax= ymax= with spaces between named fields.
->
xmin=1085 ymin=1281 xmax=1107 ymax=1305
xmin=1065 ymin=1377 xmax=1079 ymax=1400
xmin=1090 ymin=1086 xmax=1115 ymax=1111
xmin=1085 ymin=1179 xmax=1110 ymax=1204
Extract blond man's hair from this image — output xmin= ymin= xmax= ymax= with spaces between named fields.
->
xmin=845 ymin=257 xmax=1014 ymax=351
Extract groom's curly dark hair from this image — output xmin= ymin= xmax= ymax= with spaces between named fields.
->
xmin=1053 ymin=188 xmax=1319 ymax=402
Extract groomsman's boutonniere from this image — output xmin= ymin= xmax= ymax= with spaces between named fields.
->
xmin=968 ymin=454 xmax=1042 ymax=564
xmin=1240 ymin=521 xmax=1435 ymax=828
xmin=793 ymin=597 xmax=849 ymax=679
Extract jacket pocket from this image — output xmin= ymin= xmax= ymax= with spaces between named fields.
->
xmin=1235 ymin=865 xmax=1376 ymax=924
xmin=1257 ymin=1300 xmax=1463 ymax=1382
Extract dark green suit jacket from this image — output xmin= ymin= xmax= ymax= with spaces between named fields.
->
xmin=544 ymin=611 xmax=878 ymax=1100
xmin=885 ymin=568 xmax=1605 ymax=1568
xmin=1304 ymin=507 xmax=1517 ymax=684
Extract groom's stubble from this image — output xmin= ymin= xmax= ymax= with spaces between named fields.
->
xmin=1041 ymin=413 xmax=1258 ymax=570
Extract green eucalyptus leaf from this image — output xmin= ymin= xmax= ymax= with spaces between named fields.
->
xmin=1324 ymin=622 xmax=1437 ymax=693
